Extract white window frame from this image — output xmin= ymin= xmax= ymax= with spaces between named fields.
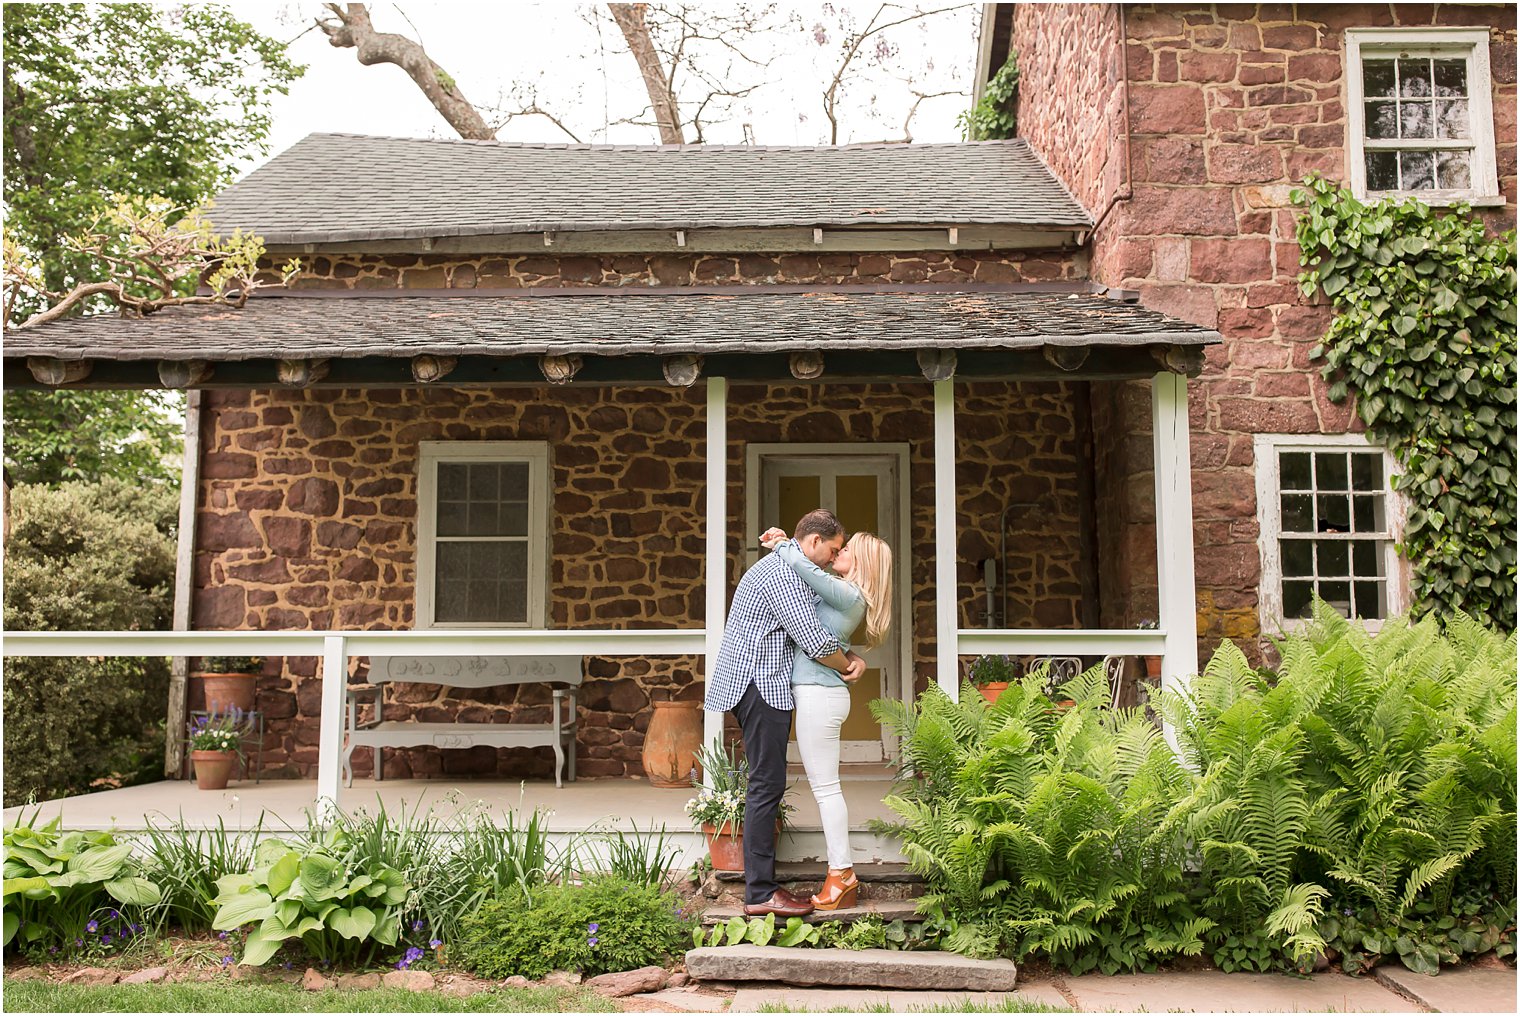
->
xmin=1345 ymin=28 xmax=1502 ymax=207
xmin=416 ymin=441 xmax=551 ymax=629
xmin=1254 ymin=433 xmax=1411 ymax=635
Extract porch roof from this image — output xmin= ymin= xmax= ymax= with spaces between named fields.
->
xmin=208 ymin=134 xmax=1094 ymax=245
xmin=3 ymin=285 xmax=1220 ymax=387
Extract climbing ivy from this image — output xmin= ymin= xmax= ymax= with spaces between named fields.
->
xmin=959 ymin=53 xmax=1018 ymax=141
xmin=1292 ymin=175 xmax=1517 ymax=630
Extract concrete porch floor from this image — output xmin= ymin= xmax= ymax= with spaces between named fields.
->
xmin=2 ymin=765 xmax=909 ymax=866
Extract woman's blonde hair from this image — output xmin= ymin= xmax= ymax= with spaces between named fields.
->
xmin=846 ymin=532 xmax=893 ymax=649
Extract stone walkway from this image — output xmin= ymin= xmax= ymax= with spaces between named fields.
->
xmin=638 ymin=965 xmax=1517 ymax=1013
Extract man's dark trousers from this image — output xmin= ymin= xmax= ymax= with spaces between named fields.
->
xmin=732 ymin=682 xmax=792 ymax=906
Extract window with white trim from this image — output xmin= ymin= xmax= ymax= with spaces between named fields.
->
xmin=416 ymin=441 xmax=550 ymax=628
xmin=1346 ymin=28 xmax=1501 ymax=205
xmin=1255 ymin=435 xmax=1408 ymax=631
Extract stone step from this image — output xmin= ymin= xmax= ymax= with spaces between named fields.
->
xmin=712 ymin=862 xmax=922 ymax=884
xmin=685 ymin=945 xmax=1019 ymax=991
xmin=701 ymin=898 xmax=921 ymax=926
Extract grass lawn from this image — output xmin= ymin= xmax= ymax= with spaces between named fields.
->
xmin=1 ymin=980 xmax=620 ymax=1013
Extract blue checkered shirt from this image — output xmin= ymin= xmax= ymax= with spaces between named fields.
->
xmin=705 ymin=553 xmax=844 ymax=712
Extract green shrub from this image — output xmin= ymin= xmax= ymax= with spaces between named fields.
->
xmin=960 ymin=53 xmax=1018 ymax=140
xmin=456 ymin=876 xmax=693 ymax=980
xmin=3 ymin=814 xmax=162 ymax=957
xmin=210 ymin=831 xmax=410 ymax=966
xmin=140 ymin=816 xmax=264 ymax=934
xmin=2 ymin=479 xmax=176 ymax=805
xmin=877 ymin=610 xmax=1517 ymax=976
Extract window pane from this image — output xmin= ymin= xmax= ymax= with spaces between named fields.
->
xmin=439 ymin=463 xmax=467 ymax=500
xmin=1364 ymin=59 xmax=1396 ymax=97
xmin=437 ymin=577 xmax=467 ymax=619
xmin=468 ymin=463 xmax=499 ymax=501
xmin=1283 ymin=539 xmax=1314 ymax=577
xmin=499 ymin=500 xmax=530 ymax=536
xmin=1353 ymin=494 xmax=1382 ymax=533
xmin=1320 ymin=580 xmax=1352 ymax=615
xmin=1399 ymin=100 xmax=1433 ymax=139
xmin=1282 ymin=494 xmax=1314 ymax=532
xmin=501 ymin=462 xmax=530 ymax=498
xmin=1318 ymin=494 xmax=1351 ymax=532
xmin=466 ymin=501 xmax=499 ymax=536
xmin=1398 ymin=57 xmax=1431 ymax=97
xmin=1400 ymin=150 xmax=1435 ymax=190
xmin=1366 ymin=100 xmax=1399 ymax=140
xmin=1283 ymin=580 xmax=1315 ymax=618
xmin=434 ymin=539 xmax=529 ymax=623
xmin=1355 ymin=580 xmax=1386 ymax=619
xmin=1352 ymin=539 xmax=1380 ymax=576
xmin=1435 ymin=99 xmax=1470 ymax=140
xmin=1433 ymin=59 xmax=1467 ymax=97
xmin=1315 ymin=451 xmax=1349 ymax=491
xmin=437 ymin=499 xmax=467 ymax=537
xmin=501 ymin=581 xmax=528 ymax=622
xmin=1350 ymin=453 xmax=1382 ymax=491
xmin=1281 ymin=452 xmax=1312 ymax=490
xmin=1366 ymin=150 xmax=1399 ymax=190
xmin=1437 ymin=150 xmax=1471 ymax=189
xmin=1318 ymin=540 xmax=1350 ymax=576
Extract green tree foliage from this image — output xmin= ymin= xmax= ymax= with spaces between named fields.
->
xmin=2 ymin=3 xmax=302 ymax=311
xmin=2 ymin=479 xmax=178 ymax=806
xmin=960 ymin=54 xmax=1018 ymax=141
xmin=2 ymin=390 xmax=182 ymax=486
xmin=1292 ymin=176 xmax=1518 ymax=630
xmin=876 ymin=608 xmax=1517 ymax=975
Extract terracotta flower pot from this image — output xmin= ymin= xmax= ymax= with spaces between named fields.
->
xmin=702 ymin=819 xmax=784 ymax=872
xmin=193 ymin=671 xmax=256 ymax=714
xmin=1143 ymin=656 xmax=1164 ymax=681
xmin=191 ymin=750 xmax=237 ymax=790
xmin=978 ymin=681 xmax=1010 ymax=704
xmin=643 ymin=700 xmax=703 ymax=788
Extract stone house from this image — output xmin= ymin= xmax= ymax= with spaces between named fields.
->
xmin=6 ymin=2 xmax=1512 ymax=788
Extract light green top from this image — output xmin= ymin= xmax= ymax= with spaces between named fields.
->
xmin=772 ymin=539 xmax=866 ymax=689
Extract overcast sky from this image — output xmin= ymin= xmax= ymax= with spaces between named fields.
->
xmin=230 ymin=2 xmax=982 ymax=176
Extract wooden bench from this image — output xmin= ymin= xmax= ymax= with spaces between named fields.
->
xmin=343 ymin=654 xmax=581 ymax=788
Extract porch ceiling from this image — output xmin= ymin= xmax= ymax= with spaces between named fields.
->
xmin=4 ymin=284 xmax=1221 ymax=388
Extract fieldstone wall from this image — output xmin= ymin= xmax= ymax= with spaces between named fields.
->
xmin=194 ymin=380 xmax=1089 ymax=779
xmin=265 ymin=249 xmax=1084 ymax=290
xmin=1014 ymin=2 xmax=1519 ymax=659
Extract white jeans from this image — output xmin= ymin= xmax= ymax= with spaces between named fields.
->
xmin=793 ymin=684 xmax=853 ymax=870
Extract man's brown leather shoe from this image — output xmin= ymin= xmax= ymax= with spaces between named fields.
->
xmin=743 ymin=888 xmax=815 ymax=917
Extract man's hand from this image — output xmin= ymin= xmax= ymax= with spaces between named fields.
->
xmin=759 ymin=526 xmax=787 ymax=549
xmin=842 ymin=651 xmax=867 ymax=683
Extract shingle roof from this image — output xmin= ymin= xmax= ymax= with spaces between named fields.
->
xmin=5 ymin=287 xmax=1214 ymax=361
xmin=208 ymin=134 xmax=1094 ymax=244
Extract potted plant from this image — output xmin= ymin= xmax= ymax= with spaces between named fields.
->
xmin=192 ymin=656 xmax=263 ymax=714
xmin=685 ymin=740 xmax=789 ymax=871
xmin=968 ymin=654 xmax=1019 ymax=704
xmin=188 ymin=709 xmax=247 ymax=790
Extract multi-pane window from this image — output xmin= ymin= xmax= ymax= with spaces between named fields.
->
xmin=417 ymin=442 xmax=548 ymax=627
xmin=1255 ymin=437 xmax=1406 ymax=630
xmin=1346 ymin=29 xmax=1500 ymax=205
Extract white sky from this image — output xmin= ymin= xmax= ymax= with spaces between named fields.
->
xmin=229 ymin=1 xmax=982 ymax=177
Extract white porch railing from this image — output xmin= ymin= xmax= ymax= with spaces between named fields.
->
xmin=3 ymin=629 xmax=705 ymax=817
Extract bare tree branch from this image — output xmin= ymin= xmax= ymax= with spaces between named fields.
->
xmin=822 ymin=3 xmax=969 ymax=144
xmin=900 ymin=88 xmax=959 ymax=143
xmin=316 ymin=3 xmax=495 ymax=140
xmin=608 ymin=3 xmax=684 ymax=143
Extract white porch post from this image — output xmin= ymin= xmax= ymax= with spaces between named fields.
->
xmin=315 ymin=634 xmax=348 ymax=820
xmin=703 ymin=377 xmax=728 ymax=760
xmin=1151 ymin=371 xmax=1199 ymax=715
xmin=933 ymin=379 xmax=959 ymax=698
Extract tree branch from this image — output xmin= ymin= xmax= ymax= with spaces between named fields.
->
xmin=315 ymin=3 xmax=495 ymax=140
xmin=608 ymin=3 xmax=685 ymax=144
xmin=822 ymin=3 xmax=969 ymax=144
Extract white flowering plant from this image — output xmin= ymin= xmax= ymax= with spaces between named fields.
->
xmin=684 ymin=740 xmax=792 ymax=836
xmin=187 ymin=709 xmax=249 ymax=755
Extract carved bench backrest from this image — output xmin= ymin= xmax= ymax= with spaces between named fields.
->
xmin=366 ymin=655 xmax=583 ymax=688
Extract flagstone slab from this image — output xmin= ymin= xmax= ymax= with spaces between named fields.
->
xmin=686 ymin=945 xmax=1018 ymax=990
xmin=1062 ymin=969 xmax=1421 ymax=1013
xmin=730 ymin=984 xmax=1071 ymax=1012
xmin=1374 ymin=963 xmax=1517 ymax=1013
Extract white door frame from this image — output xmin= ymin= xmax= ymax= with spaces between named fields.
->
xmin=745 ymin=442 xmax=913 ymax=762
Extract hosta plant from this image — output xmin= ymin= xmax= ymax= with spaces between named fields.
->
xmin=3 ymin=815 xmax=161 ymax=956
xmin=210 ymin=830 xmax=409 ymax=965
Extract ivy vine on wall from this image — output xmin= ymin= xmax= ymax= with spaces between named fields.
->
xmin=1292 ymin=175 xmax=1517 ymax=630
xmin=960 ymin=53 xmax=1018 ymax=141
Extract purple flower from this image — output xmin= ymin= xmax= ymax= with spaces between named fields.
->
xmin=101 ymin=934 xmax=112 ymax=946
xmin=282 ymin=961 xmax=292 ymax=970
xmin=75 ymin=938 xmax=84 ymax=948
xmin=588 ymin=922 xmax=600 ymax=933
xmin=217 ymin=930 xmax=229 ymax=940
xmin=429 ymin=939 xmax=442 ymax=949
xmin=131 ymin=923 xmax=142 ymax=934
xmin=411 ymin=919 xmax=425 ymax=932
xmin=86 ymin=920 xmax=99 ymax=933
xmin=222 ymin=956 xmax=234 ymax=967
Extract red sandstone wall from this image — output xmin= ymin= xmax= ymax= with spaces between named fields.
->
xmin=1014 ymin=2 xmax=1518 ymax=658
